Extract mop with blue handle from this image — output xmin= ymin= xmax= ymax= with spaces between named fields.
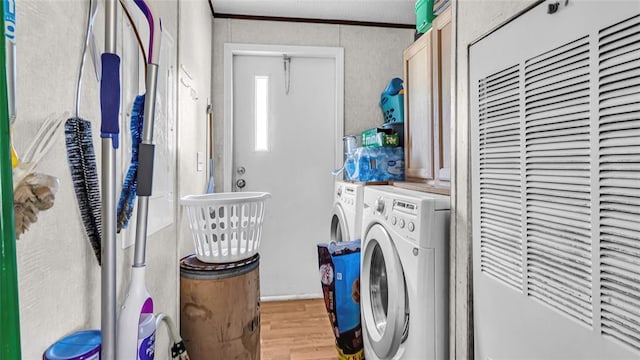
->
xmin=116 ymin=0 xmax=158 ymax=356
xmin=114 ymin=2 xmax=189 ymax=357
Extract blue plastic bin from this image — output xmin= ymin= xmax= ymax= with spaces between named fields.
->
xmin=380 ymin=93 xmax=404 ymax=123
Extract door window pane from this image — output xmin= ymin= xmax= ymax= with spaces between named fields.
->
xmin=255 ymin=76 xmax=269 ymax=151
xmin=370 ymin=242 xmax=389 ymax=334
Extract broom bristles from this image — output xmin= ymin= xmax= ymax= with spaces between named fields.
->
xmin=64 ymin=117 xmax=101 ymax=265
xmin=117 ymin=94 xmax=145 ymax=233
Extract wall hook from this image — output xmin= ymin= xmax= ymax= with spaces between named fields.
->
xmin=283 ymin=54 xmax=291 ymax=95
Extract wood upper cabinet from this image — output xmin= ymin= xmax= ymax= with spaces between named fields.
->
xmin=433 ymin=8 xmax=452 ymax=183
xmin=402 ymin=7 xmax=452 ymax=192
xmin=404 ymin=29 xmax=434 ymax=181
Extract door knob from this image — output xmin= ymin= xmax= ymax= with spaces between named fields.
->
xmin=236 ymin=178 xmax=246 ymax=189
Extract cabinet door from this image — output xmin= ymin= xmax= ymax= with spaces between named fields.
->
xmin=432 ymin=8 xmax=452 ymax=183
xmin=403 ymin=34 xmax=433 ymax=181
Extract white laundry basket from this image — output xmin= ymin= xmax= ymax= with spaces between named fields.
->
xmin=181 ymin=192 xmax=271 ymax=263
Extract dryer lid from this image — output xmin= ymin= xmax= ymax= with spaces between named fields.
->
xmin=331 ymin=203 xmax=350 ymax=243
xmin=361 ymin=223 xmax=406 ymax=358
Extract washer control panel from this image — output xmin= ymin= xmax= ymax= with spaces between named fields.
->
xmin=389 ymin=199 xmax=419 ymax=237
xmin=364 ymin=186 xmax=448 ymax=249
xmin=337 ymin=185 xmax=357 ymax=208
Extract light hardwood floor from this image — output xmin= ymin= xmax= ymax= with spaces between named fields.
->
xmin=261 ymin=299 xmax=338 ymax=360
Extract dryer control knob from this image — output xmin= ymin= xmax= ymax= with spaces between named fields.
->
xmin=408 ymin=222 xmax=415 ymax=232
xmin=337 ymin=187 xmax=343 ymax=197
xmin=399 ymin=219 xmax=405 ymax=229
xmin=391 ymin=216 xmax=397 ymax=225
xmin=375 ymin=198 xmax=385 ymax=214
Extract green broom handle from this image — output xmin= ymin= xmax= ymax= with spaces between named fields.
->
xmin=0 ymin=0 xmax=22 ymax=357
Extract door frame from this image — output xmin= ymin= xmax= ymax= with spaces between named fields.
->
xmin=223 ymin=43 xmax=345 ymax=192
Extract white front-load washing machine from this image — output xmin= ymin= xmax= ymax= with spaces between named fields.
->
xmin=360 ymin=186 xmax=449 ymax=360
xmin=330 ymin=181 xmax=364 ymax=242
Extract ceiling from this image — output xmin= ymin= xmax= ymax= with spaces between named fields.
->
xmin=209 ymin=0 xmax=417 ymax=25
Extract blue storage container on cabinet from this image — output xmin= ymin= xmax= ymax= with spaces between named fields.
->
xmin=380 ymin=93 xmax=404 ymax=123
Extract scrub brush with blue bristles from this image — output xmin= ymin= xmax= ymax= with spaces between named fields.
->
xmin=117 ymin=94 xmax=145 ymax=232
xmin=115 ymin=0 xmax=153 ymax=233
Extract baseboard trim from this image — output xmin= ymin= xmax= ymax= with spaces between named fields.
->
xmin=261 ymin=293 xmax=323 ymax=302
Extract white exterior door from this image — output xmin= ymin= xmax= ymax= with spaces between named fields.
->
xmin=229 ymin=47 xmax=343 ymax=298
xmin=470 ymin=1 xmax=640 ymax=358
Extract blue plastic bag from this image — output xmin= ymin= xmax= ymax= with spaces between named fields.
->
xmin=346 ymin=147 xmax=404 ymax=182
xmin=317 ymin=240 xmax=364 ymax=360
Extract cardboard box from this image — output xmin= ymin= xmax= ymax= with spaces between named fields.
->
xmin=361 ymin=128 xmax=399 ymax=147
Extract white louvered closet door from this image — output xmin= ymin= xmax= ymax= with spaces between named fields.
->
xmin=470 ymin=1 xmax=640 ymax=359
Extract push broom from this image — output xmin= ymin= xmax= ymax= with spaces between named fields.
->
xmin=0 ymin=0 xmax=21 ymax=357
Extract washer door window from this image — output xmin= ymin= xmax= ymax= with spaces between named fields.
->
xmin=362 ymin=223 xmax=407 ymax=358
xmin=331 ymin=204 xmax=349 ymax=242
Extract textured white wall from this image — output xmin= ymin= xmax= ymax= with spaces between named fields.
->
xmin=177 ymin=0 xmax=213 ymax=259
xmin=14 ymin=1 xmax=210 ymax=359
xmin=212 ymin=18 xmax=414 ymax=190
xmin=451 ymin=0 xmax=538 ymax=358
xmin=15 ymin=6 xmax=101 ymax=359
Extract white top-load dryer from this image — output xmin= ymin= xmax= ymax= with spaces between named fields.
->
xmin=360 ymin=186 xmax=450 ymax=360
xmin=330 ymin=181 xmax=364 ymax=242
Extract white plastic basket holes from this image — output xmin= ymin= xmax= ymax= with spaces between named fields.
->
xmin=180 ymin=192 xmax=271 ymax=263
